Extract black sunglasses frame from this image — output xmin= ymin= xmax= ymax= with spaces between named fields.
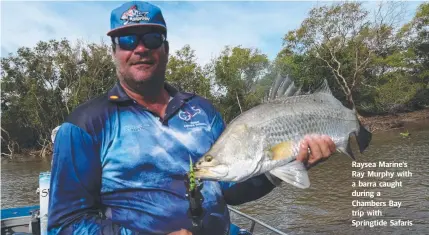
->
xmin=113 ymin=33 xmax=166 ymax=51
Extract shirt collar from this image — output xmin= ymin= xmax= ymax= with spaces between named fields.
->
xmin=107 ymin=82 xmax=194 ymax=103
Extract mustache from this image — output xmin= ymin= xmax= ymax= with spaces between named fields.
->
xmin=134 ymin=50 xmax=151 ymax=57
xmin=131 ymin=50 xmax=155 ymax=64
xmin=131 ymin=57 xmax=155 ymax=65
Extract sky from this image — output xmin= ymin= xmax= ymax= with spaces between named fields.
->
xmin=0 ymin=1 xmax=424 ymax=66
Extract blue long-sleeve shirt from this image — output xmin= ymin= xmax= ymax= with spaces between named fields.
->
xmin=48 ymin=83 xmax=276 ymax=234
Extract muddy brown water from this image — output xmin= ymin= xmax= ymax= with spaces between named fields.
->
xmin=2 ymin=120 xmax=429 ymax=234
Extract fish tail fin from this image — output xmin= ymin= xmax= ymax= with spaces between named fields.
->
xmin=356 ymin=121 xmax=372 ymax=153
xmin=269 ymin=161 xmax=310 ymax=189
xmin=337 ymin=121 xmax=372 ymax=159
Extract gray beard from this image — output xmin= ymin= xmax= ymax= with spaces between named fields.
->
xmin=116 ymin=69 xmax=165 ymax=98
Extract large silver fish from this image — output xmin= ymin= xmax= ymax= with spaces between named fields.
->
xmin=194 ymin=75 xmax=372 ymax=189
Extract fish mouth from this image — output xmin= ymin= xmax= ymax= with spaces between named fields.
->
xmin=194 ymin=165 xmax=228 ymax=180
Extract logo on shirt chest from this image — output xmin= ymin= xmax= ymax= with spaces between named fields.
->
xmin=178 ymin=106 xmax=201 ymax=121
xmin=178 ymin=106 xmax=208 ymax=129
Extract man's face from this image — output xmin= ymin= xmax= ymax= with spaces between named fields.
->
xmin=113 ymin=27 xmax=169 ymax=90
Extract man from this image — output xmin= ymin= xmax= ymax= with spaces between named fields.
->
xmin=48 ymin=1 xmax=336 ymax=234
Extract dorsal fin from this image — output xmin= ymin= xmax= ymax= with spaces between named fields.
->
xmin=277 ymin=74 xmax=293 ymax=98
xmin=265 ymin=74 xmax=302 ymax=102
xmin=314 ymin=79 xmax=332 ymax=95
xmin=268 ymin=73 xmax=286 ymax=100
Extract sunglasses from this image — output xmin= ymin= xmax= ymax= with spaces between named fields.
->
xmin=113 ymin=33 xmax=166 ymax=51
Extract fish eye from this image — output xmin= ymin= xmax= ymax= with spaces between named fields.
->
xmin=205 ymin=155 xmax=213 ymax=162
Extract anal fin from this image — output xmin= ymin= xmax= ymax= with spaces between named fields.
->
xmin=269 ymin=161 xmax=310 ymax=189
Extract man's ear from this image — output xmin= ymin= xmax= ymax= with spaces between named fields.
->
xmin=111 ymin=49 xmax=116 ymax=62
xmin=164 ymin=40 xmax=169 ymax=55
xmin=110 ymin=37 xmax=117 ymax=60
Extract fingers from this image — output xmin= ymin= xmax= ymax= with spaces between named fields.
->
xmin=298 ymin=134 xmax=336 ymax=169
xmin=168 ymin=229 xmax=192 ymax=235
xmin=307 ymin=135 xmax=324 ymax=165
xmin=296 ymin=138 xmax=309 ymax=162
xmin=325 ymin=135 xmax=336 ymax=153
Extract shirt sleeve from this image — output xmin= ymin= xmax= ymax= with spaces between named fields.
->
xmin=209 ymin=110 xmax=279 ymax=206
xmin=47 ymin=123 xmax=123 ymax=234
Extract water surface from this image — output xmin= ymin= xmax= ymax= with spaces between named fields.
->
xmin=2 ymin=121 xmax=429 ymax=234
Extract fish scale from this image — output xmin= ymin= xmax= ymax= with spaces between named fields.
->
xmin=194 ymin=76 xmax=372 ymax=187
xmin=259 ymin=107 xmax=355 ymax=146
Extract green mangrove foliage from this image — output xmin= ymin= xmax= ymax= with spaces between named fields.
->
xmin=1 ymin=2 xmax=428 ymax=157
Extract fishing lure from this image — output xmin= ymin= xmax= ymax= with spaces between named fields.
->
xmin=189 ymin=156 xmax=196 ymax=192
xmin=185 ymin=156 xmax=204 ymax=234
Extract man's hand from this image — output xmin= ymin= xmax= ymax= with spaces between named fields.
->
xmin=168 ymin=229 xmax=192 ymax=235
xmin=296 ymin=134 xmax=336 ymax=169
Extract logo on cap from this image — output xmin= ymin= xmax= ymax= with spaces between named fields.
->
xmin=121 ymin=5 xmax=150 ymax=25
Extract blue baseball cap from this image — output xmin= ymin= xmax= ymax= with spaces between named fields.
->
xmin=107 ymin=1 xmax=166 ymax=37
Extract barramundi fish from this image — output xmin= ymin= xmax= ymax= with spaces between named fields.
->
xmin=194 ymin=75 xmax=372 ymax=189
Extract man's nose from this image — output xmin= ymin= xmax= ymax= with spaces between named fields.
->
xmin=133 ymin=40 xmax=149 ymax=54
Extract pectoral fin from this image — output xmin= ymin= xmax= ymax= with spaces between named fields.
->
xmin=270 ymin=141 xmax=293 ymax=160
xmin=269 ymin=161 xmax=310 ymax=189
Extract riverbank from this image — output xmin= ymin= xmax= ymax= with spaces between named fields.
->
xmin=360 ymin=108 xmax=429 ymax=133
xmin=1 ymin=149 xmax=52 ymax=164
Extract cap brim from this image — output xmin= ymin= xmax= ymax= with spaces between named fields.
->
xmin=107 ymin=24 xmax=166 ymax=37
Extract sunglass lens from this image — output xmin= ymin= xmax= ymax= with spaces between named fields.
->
xmin=142 ymin=33 xmax=163 ymax=49
xmin=118 ymin=35 xmax=138 ymax=50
